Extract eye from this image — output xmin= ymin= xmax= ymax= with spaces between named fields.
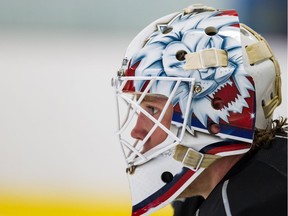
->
xmin=147 ymin=106 xmax=159 ymax=115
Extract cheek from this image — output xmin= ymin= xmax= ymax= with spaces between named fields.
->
xmin=151 ymin=128 xmax=168 ymax=145
xmin=152 ymin=107 xmax=173 ymax=142
xmin=162 ymin=105 xmax=173 ymax=127
xmin=138 ymin=112 xmax=155 ymax=128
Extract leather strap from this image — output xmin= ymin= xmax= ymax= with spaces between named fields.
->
xmin=184 ymin=49 xmax=228 ymax=70
xmin=173 ymin=145 xmax=221 ymax=171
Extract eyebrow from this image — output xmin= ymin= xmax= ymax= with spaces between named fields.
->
xmin=138 ymin=94 xmax=168 ymax=103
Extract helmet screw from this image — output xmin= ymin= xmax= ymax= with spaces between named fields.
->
xmin=126 ymin=165 xmax=136 ymax=175
xmin=194 ymin=85 xmax=202 ymax=93
xmin=118 ymin=69 xmax=125 ymax=76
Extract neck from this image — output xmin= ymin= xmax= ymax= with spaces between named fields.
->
xmin=178 ymin=154 xmax=243 ymax=199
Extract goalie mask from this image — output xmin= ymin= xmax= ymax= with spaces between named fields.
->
xmin=112 ymin=4 xmax=281 ymax=215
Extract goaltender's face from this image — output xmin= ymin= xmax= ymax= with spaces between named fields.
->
xmin=130 ymin=94 xmax=173 ymax=153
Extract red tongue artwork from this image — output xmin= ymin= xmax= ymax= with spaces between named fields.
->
xmin=211 ymin=78 xmax=255 ymax=130
xmin=212 ymin=78 xmax=239 ymax=109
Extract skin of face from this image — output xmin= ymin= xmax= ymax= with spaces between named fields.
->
xmin=130 ymin=94 xmax=173 ymax=153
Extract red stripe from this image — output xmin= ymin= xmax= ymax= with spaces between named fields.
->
xmin=207 ymin=143 xmax=250 ymax=154
xmin=217 ymin=10 xmax=238 ymax=17
xmin=216 ymin=10 xmax=240 ymax=28
xmin=133 ymin=169 xmax=195 ymax=215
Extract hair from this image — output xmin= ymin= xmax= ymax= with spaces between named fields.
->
xmin=252 ymin=117 xmax=287 ymax=150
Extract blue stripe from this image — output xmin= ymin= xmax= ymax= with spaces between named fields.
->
xmin=132 ymin=167 xmax=190 ymax=212
xmin=172 ymin=112 xmax=254 ymax=140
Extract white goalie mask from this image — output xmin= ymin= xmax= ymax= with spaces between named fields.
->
xmin=111 ymin=4 xmax=281 ymax=215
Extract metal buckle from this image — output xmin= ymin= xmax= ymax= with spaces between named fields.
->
xmin=182 ymin=148 xmax=204 ymax=171
xmin=126 ymin=164 xmax=137 ymax=175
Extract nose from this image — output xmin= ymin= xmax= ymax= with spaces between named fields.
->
xmin=130 ymin=112 xmax=149 ymax=140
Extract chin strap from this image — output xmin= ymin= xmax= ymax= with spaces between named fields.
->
xmin=173 ymin=145 xmax=221 ymax=171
